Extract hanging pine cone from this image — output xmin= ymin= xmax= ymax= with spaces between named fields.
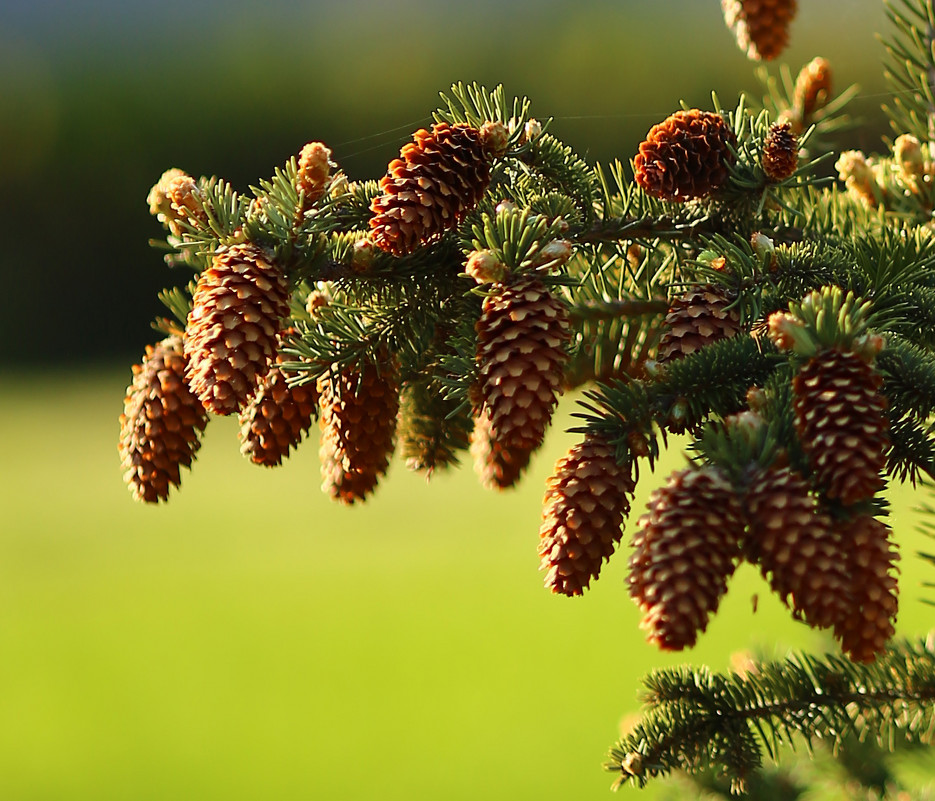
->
xmin=119 ymin=335 xmax=209 ymax=503
xmin=184 ymin=243 xmax=290 ymax=416
xmin=238 ymin=358 xmax=319 ymax=467
xmin=656 ymin=285 xmax=742 ymax=363
xmin=472 ymin=274 xmax=571 ymax=489
xmin=793 ymin=348 xmax=889 ymax=505
xmin=628 ymin=466 xmax=746 ymax=651
xmin=398 ymin=378 xmax=471 ymax=476
xmin=633 ymin=110 xmax=737 ymax=202
xmin=722 ymin=0 xmax=797 ymax=61
xmin=369 ymin=121 xmax=508 ymax=256
xmin=761 ymin=121 xmax=799 ymax=182
xmin=832 ymin=514 xmax=899 ymax=663
xmin=318 ymin=360 xmax=400 ymax=504
xmin=538 ymin=435 xmax=637 ymax=596
xmin=745 ymin=465 xmax=853 ymax=629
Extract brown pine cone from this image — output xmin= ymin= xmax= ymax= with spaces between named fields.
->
xmin=472 ymin=274 xmax=571 ymax=489
xmin=793 ymin=349 xmax=889 ymax=505
xmin=832 ymin=514 xmax=899 ymax=663
xmin=634 ymin=110 xmax=737 ymax=202
xmin=745 ymin=465 xmax=852 ymax=629
xmin=538 ymin=435 xmax=636 ymax=596
xmin=722 ymin=0 xmax=797 ymax=61
xmin=628 ymin=466 xmax=746 ymax=651
xmin=656 ymin=285 xmax=741 ymax=363
xmin=761 ymin=121 xmax=799 ymax=181
xmin=238 ymin=360 xmax=318 ymax=467
xmin=119 ymin=335 xmax=209 ymax=503
xmin=369 ymin=121 xmax=507 ymax=256
xmin=184 ymin=243 xmax=290 ymax=416
xmin=318 ymin=360 xmax=400 ymax=504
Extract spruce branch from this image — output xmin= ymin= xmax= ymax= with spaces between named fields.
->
xmin=607 ymin=638 xmax=935 ymax=794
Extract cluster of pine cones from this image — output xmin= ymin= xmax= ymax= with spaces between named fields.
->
xmin=121 ymin=46 xmax=897 ymax=665
xmin=538 ymin=283 xmax=897 ymax=664
xmin=120 ymin=118 xmax=571 ymax=506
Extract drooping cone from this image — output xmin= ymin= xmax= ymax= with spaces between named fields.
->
xmin=398 ymin=379 xmax=471 ymax=476
xmin=470 ymin=410 xmax=532 ymax=490
xmin=634 ymin=110 xmax=737 ymax=202
xmin=119 ymin=335 xmax=209 ymax=503
xmin=761 ymin=121 xmax=799 ymax=182
xmin=656 ymin=285 xmax=741 ymax=363
xmin=369 ymin=121 xmax=508 ymax=256
xmin=538 ymin=435 xmax=637 ymax=596
xmin=793 ymin=348 xmax=889 ymax=505
xmin=318 ymin=360 xmax=400 ymax=504
xmin=472 ymin=274 xmax=571 ymax=489
xmin=722 ymin=0 xmax=797 ymax=61
xmin=832 ymin=514 xmax=899 ymax=663
xmin=184 ymin=243 xmax=290 ymax=416
xmin=628 ymin=466 xmax=746 ymax=650
xmin=238 ymin=358 xmax=319 ymax=467
xmin=745 ymin=465 xmax=853 ymax=628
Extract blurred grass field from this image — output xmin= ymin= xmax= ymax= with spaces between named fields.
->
xmin=0 ymin=369 xmax=932 ymax=800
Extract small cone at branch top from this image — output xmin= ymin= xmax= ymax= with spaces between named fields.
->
xmin=318 ymin=360 xmax=400 ymax=504
xmin=722 ymin=0 xmax=797 ymax=61
xmin=656 ymin=285 xmax=741 ymax=363
xmin=295 ymin=141 xmax=332 ymax=209
xmin=832 ymin=514 xmax=899 ymax=663
xmin=628 ymin=466 xmax=746 ymax=651
xmin=238 ymin=356 xmax=319 ymax=467
xmin=472 ymin=274 xmax=571 ymax=489
xmin=761 ymin=121 xmax=799 ymax=181
xmin=792 ymin=57 xmax=832 ymax=132
xmin=184 ymin=243 xmax=290 ymax=416
xmin=793 ymin=348 xmax=889 ymax=505
xmin=634 ymin=110 xmax=737 ymax=202
xmin=119 ymin=335 xmax=209 ymax=503
xmin=369 ymin=121 xmax=508 ymax=256
xmin=745 ymin=465 xmax=852 ymax=629
xmin=538 ymin=435 xmax=636 ymax=596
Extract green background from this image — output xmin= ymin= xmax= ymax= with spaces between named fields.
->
xmin=1 ymin=1 xmax=931 ymax=798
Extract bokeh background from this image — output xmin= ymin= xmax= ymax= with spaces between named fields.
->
xmin=2 ymin=1 xmax=931 ymax=799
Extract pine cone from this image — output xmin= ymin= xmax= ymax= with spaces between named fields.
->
xmin=832 ymin=514 xmax=899 ymax=663
xmin=184 ymin=243 xmax=290 ymax=415
xmin=119 ymin=335 xmax=209 ymax=503
xmin=793 ymin=349 xmax=889 ymax=505
xmin=792 ymin=57 xmax=832 ymax=132
xmin=369 ymin=121 xmax=507 ymax=256
xmin=238 ymin=359 xmax=318 ymax=467
xmin=722 ymin=0 xmax=797 ymax=61
xmin=761 ymin=121 xmax=799 ymax=181
xmin=472 ymin=274 xmax=571 ymax=489
xmin=745 ymin=465 xmax=852 ymax=629
xmin=656 ymin=285 xmax=741 ymax=363
xmin=628 ymin=466 xmax=746 ymax=651
xmin=318 ymin=360 xmax=399 ymax=504
xmin=634 ymin=110 xmax=737 ymax=202
xmin=538 ymin=435 xmax=636 ymax=596
xmin=398 ymin=379 xmax=471 ymax=476
xmin=296 ymin=141 xmax=332 ymax=209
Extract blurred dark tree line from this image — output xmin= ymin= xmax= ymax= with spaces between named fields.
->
xmin=0 ymin=0 xmax=886 ymax=366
